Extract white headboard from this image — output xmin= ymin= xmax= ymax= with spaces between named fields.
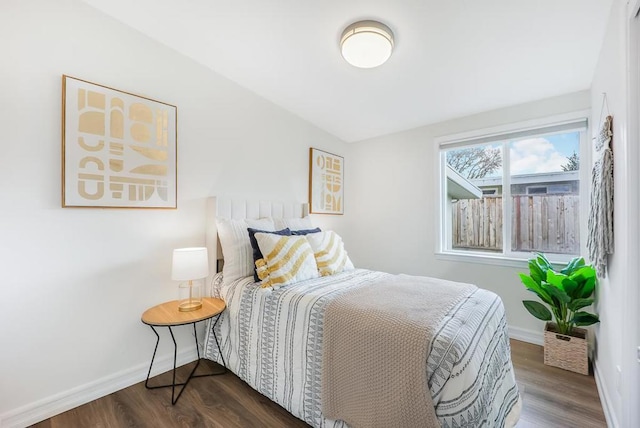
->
xmin=205 ymin=197 xmax=310 ymax=273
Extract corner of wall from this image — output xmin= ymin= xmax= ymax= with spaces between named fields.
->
xmin=594 ymin=359 xmax=620 ymax=428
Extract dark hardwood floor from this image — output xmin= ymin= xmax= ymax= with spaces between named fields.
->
xmin=32 ymin=339 xmax=606 ymax=427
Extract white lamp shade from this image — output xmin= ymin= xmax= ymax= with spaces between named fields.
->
xmin=341 ymin=20 xmax=394 ymax=68
xmin=172 ymin=247 xmax=209 ymax=281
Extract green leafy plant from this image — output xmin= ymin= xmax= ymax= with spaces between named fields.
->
xmin=519 ymin=253 xmax=599 ymax=336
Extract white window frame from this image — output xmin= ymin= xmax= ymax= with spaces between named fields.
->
xmin=435 ymin=111 xmax=590 ymax=267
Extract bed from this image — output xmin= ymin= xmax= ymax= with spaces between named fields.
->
xmin=202 ymin=197 xmax=521 ymax=427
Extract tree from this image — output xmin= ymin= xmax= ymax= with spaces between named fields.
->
xmin=561 ymin=151 xmax=579 ymax=171
xmin=446 ymin=146 xmax=502 ymax=179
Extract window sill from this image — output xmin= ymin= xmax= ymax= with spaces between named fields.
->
xmin=434 ymin=251 xmax=572 ymax=269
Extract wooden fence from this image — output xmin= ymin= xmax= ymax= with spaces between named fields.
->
xmin=452 ymin=195 xmax=580 ymax=254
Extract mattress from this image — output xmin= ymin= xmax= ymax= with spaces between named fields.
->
xmin=203 ymin=269 xmax=519 ymax=427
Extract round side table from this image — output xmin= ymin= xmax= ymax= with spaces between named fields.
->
xmin=141 ymin=297 xmax=226 ymax=405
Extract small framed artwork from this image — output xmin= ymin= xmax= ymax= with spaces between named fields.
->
xmin=62 ymin=75 xmax=177 ymax=208
xmin=309 ymin=147 xmax=344 ymax=215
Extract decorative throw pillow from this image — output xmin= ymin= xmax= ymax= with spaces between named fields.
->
xmin=274 ymin=216 xmax=314 ymax=231
xmin=254 ymin=233 xmax=319 ymax=289
xmin=305 ymin=231 xmax=355 ymax=276
xmin=216 ymin=218 xmax=275 ymax=283
xmin=291 ymin=227 xmax=321 ymax=235
xmin=248 ymin=227 xmax=291 ymax=282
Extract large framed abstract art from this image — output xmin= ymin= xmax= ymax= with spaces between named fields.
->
xmin=309 ymin=147 xmax=344 ymax=215
xmin=62 ymin=75 xmax=177 ymax=208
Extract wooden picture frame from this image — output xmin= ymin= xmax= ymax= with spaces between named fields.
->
xmin=62 ymin=75 xmax=177 ymax=208
xmin=309 ymin=147 xmax=344 ymax=215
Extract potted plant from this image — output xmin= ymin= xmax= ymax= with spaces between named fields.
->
xmin=519 ymin=253 xmax=599 ymax=374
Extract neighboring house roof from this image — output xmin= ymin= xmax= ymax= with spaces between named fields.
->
xmin=447 ymin=165 xmax=482 ymax=199
xmin=471 ymin=170 xmax=579 ymax=187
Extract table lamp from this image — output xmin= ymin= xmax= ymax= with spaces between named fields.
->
xmin=172 ymin=247 xmax=209 ymax=312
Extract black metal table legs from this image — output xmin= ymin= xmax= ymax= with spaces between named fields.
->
xmin=144 ymin=316 xmax=226 ymax=405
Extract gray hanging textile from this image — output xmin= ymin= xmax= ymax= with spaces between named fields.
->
xmin=587 ymin=115 xmax=614 ymax=277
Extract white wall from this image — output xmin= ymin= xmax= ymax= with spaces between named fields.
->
xmin=3 ymin=0 xmax=634 ymax=426
xmin=344 ymin=91 xmax=591 ymax=338
xmin=590 ymin=1 xmax=640 ymax=427
xmin=0 ymin=0 xmax=348 ymax=425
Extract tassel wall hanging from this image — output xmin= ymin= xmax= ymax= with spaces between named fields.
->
xmin=587 ymin=111 xmax=614 ymax=278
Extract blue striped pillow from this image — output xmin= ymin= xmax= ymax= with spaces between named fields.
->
xmin=291 ymin=227 xmax=321 ymax=235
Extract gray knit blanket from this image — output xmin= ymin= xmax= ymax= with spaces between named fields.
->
xmin=322 ymin=274 xmax=476 ymax=428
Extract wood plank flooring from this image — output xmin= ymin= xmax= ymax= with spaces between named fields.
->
xmin=510 ymin=340 xmax=606 ymax=428
xmin=32 ymin=339 xmax=606 ymax=427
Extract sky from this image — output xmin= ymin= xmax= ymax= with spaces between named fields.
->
xmin=510 ymin=132 xmax=580 ymax=175
xmin=474 ymin=131 xmax=580 ymax=177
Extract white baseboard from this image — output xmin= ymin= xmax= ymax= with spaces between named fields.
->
xmin=0 ymin=348 xmax=198 ymax=428
xmin=508 ymin=325 xmax=544 ymax=346
xmin=509 ymin=326 xmax=616 ymax=428
xmin=0 ymin=324 xmax=550 ymax=428
xmin=594 ymin=361 xmax=619 ymax=428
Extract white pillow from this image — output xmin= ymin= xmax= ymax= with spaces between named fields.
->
xmin=254 ymin=233 xmax=319 ymax=289
xmin=274 ymin=216 xmax=314 ymax=231
xmin=210 ymin=272 xmax=224 ymax=298
xmin=305 ymin=231 xmax=354 ymax=276
xmin=217 ymin=218 xmax=275 ymax=283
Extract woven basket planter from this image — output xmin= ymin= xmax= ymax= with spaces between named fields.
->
xmin=543 ymin=322 xmax=588 ymax=375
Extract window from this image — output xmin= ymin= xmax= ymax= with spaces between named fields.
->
xmin=439 ymin=116 xmax=587 ymax=262
xmin=548 ymin=184 xmax=572 ymax=194
xmin=526 ymin=186 xmax=548 ymax=195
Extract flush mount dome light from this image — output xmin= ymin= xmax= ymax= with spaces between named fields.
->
xmin=340 ymin=20 xmax=394 ymax=68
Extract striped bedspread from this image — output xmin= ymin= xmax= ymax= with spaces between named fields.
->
xmin=203 ymin=269 xmax=519 ymax=427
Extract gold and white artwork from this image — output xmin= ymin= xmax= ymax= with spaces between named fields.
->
xmin=309 ymin=148 xmax=344 ymax=215
xmin=62 ymin=76 xmax=177 ymax=208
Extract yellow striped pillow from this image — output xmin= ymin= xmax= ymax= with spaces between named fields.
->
xmin=254 ymin=233 xmax=319 ymax=289
xmin=305 ymin=231 xmax=354 ymax=276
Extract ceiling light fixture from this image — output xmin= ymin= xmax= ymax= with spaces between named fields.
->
xmin=340 ymin=20 xmax=394 ymax=69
